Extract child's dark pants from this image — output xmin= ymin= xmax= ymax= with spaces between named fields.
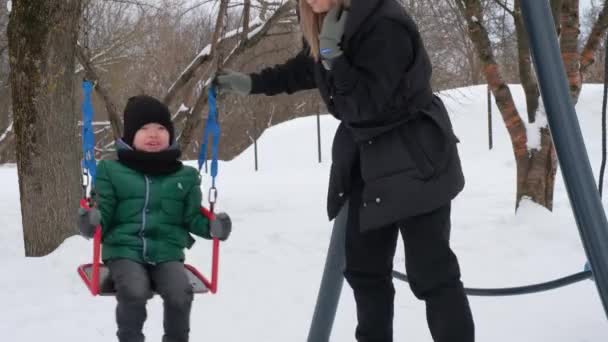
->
xmin=108 ymin=259 xmax=194 ymax=342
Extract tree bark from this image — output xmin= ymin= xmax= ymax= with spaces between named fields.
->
xmin=0 ymin=85 xmax=13 ymax=163
xmin=457 ymin=0 xmax=556 ymax=210
xmin=514 ymin=0 xmax=540 ymax=123
xmin=242 ymin=0 xmax=252 ymax=43
xmin=580 ymin=0 xmax=608 ymax=74
xmin=560 ymin=0 xmax=582 ymax=101
xmin=7 ymin=0 xmax=83 ymax=256
xmin=551 ymin=0 xmax=564 ymax=34
xmin=211 ymin=0 xmax=230 ymax=69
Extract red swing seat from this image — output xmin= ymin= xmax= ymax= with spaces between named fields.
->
xmin=77 ymin=201 xmax=220 ymax=296
xmin=77 ymin=262 xmax=212 ymax=296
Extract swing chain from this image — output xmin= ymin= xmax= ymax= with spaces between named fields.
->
xmin=208 ymin=186 xmax=218 ymax=206
xmin=81 ymin=167 xmax=90 ymax=198
xmin=80 ymin=2 xmax=90 ymax=197
xmin=205 ymin=2 xmax=229 ymax=211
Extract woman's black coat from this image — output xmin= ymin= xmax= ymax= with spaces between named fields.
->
xmin=250 ymin=0 xmax=464 ymax=231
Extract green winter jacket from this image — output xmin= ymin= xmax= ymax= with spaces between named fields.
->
xmin=94 ymin=160 xmax=211 ymax=264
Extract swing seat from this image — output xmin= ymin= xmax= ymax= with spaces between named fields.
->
xmin=77 ymin=205 xmax=219 ymax=296
xmin=77 ymin=262 xmax=210 ymax=296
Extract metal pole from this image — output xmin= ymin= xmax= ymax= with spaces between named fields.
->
xmin=488 ymin=84 xmax=493 ymax=150
xmin=521 ymin=0 xmax=608 ymax=318
xmin=254 ymin=113 xmax=259 ymax=172
xmin=307 ymin=202 xmax=349 ymax=342
xmin=317 ymin=111 xmax=322 ymax=163
xmin=598 ymin=33 xmax=608 ymax=197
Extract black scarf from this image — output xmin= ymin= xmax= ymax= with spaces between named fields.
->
xmin=117 ymin=148 xmax=183 ymax=176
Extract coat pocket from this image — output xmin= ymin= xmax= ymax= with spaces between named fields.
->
xmin=358 ymin=128 xmax=418 ymax=182
xmin=403 ymin=101 xmax=459 ymax=180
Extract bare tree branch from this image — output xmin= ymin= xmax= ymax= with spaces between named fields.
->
xmin=559 ymin=0 xmax=582 ymax=101
xmin=178 ymin=0 xmax=232 ymax=151
xmin=491 ymin=0 xmax=515 ymax=17
xmin=581 ymin=0 xmax=608 ymax=72
xmin=101 ymin=0 xmax=162 ymax=11
xmin=177 ymin=0 xmax=296 ymax=151
xmin=242 ymin=0 xmax=252 ymax=42
xmin=75 ymin=43 xmax=123 ymax=139
xmin=177 ymin=0 xmax=216 ymax=20
xmin=210 ymin=0 xmax=231 ymax=68
xmin=163 ymin=0 xmax=235 ymax=107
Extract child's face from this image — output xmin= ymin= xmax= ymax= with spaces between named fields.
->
xmin=132 ymin=123 xmax=170 ymax=152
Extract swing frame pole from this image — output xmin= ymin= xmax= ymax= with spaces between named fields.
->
xmin=317 ymin=108 xmax=322 ymax=163
xmin=307 ymin=202 xmax=349 ymax=342
xmin=488 ymin=84 xmax=493 ymax=150
xmin=521 ymin=1 xmax=608 ymax=318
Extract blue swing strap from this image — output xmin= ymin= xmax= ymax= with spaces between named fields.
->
xmin=198 ymin=86 xmax=221 ymax=211
xmin=81 ymin=79 xmax=97 ymax=199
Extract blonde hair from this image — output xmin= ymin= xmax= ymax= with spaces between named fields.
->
xmin=299 ymin=0 xmax=350 ymax=61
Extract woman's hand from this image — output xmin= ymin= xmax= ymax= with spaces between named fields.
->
xmin=319 ymin=6 xmax=349 ymax=70
xmin=214 ymin=69 xmax=252 ymax=96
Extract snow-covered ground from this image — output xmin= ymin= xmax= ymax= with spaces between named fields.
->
xmin=0 ymin=84 xmax=606 ymax=341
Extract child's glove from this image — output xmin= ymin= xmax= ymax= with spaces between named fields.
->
xmin=77 ymin=207 xmax=101 ymax=239
xmin=210 ymin=212 xmax=232 ymax=241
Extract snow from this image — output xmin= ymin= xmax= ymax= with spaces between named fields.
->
xmin=178 ymin=103 xmax=189 ymax=112
xmin=1 ymin=84 xmax=607 ymax=341
xmin=6 ymin=1 xmax=11 ymax=13
xmin=0 ymin=122 xmax=13 ymax=143
xmin=524 ymin=102 xmax=548 ymax=151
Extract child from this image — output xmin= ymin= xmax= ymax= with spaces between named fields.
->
xmin=77 ymin=95 xmax=232 ymax=342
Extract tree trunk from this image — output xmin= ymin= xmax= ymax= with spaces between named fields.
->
xmin=0 ymin=85 xmax=14 ymax=163
xmin=523 ymin=127 xmax=558 ymax=210
xmin=580 ymin=0 xmax=608 ymax=74
xmin=457 ymin=0 xmax=556 ymax=210
xmin=7 ymin=0 xmax=83 ymax=256
xmin=514 ymin=0 xmax=540 ymax=123
xmin=560 ymin=0 xmax=582 ymax=102
xmin=551 ymin=0 xmax=564 ymax=35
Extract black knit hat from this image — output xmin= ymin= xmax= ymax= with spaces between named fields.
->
xmin=121 ymin=95 xmax=175 ymax=147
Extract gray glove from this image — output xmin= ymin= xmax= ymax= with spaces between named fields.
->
xmin=77 ymin=207 xmax=101 ymax=239
xmin=319 ymin=7 xmax=349 ymax=70
xmin=210 ymin=212 xmax=232 ymax=241
xmin=214 ymin=70 xmax=252 ymax=96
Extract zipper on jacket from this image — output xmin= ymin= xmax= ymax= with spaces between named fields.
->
xmin=141 ymin=175 xmax=151 ymax=263
xmin=328 ymin=77 xmax=336 ymax=106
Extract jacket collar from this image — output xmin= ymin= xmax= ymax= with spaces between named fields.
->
xmin=343 ymin=0 xmax=384 ymax=41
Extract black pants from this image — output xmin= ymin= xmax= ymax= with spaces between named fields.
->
xmin=344 ymin=188 xmax=474 ymax=342
xmin=107 ymin=259 xmax=194 ymax=342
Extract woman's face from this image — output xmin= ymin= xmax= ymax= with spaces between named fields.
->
xmin=306 ymin=0 xmax=336 ymax=14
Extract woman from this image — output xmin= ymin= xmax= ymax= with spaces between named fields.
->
xmin=215 ymin=0 xmax=474 ymax=341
